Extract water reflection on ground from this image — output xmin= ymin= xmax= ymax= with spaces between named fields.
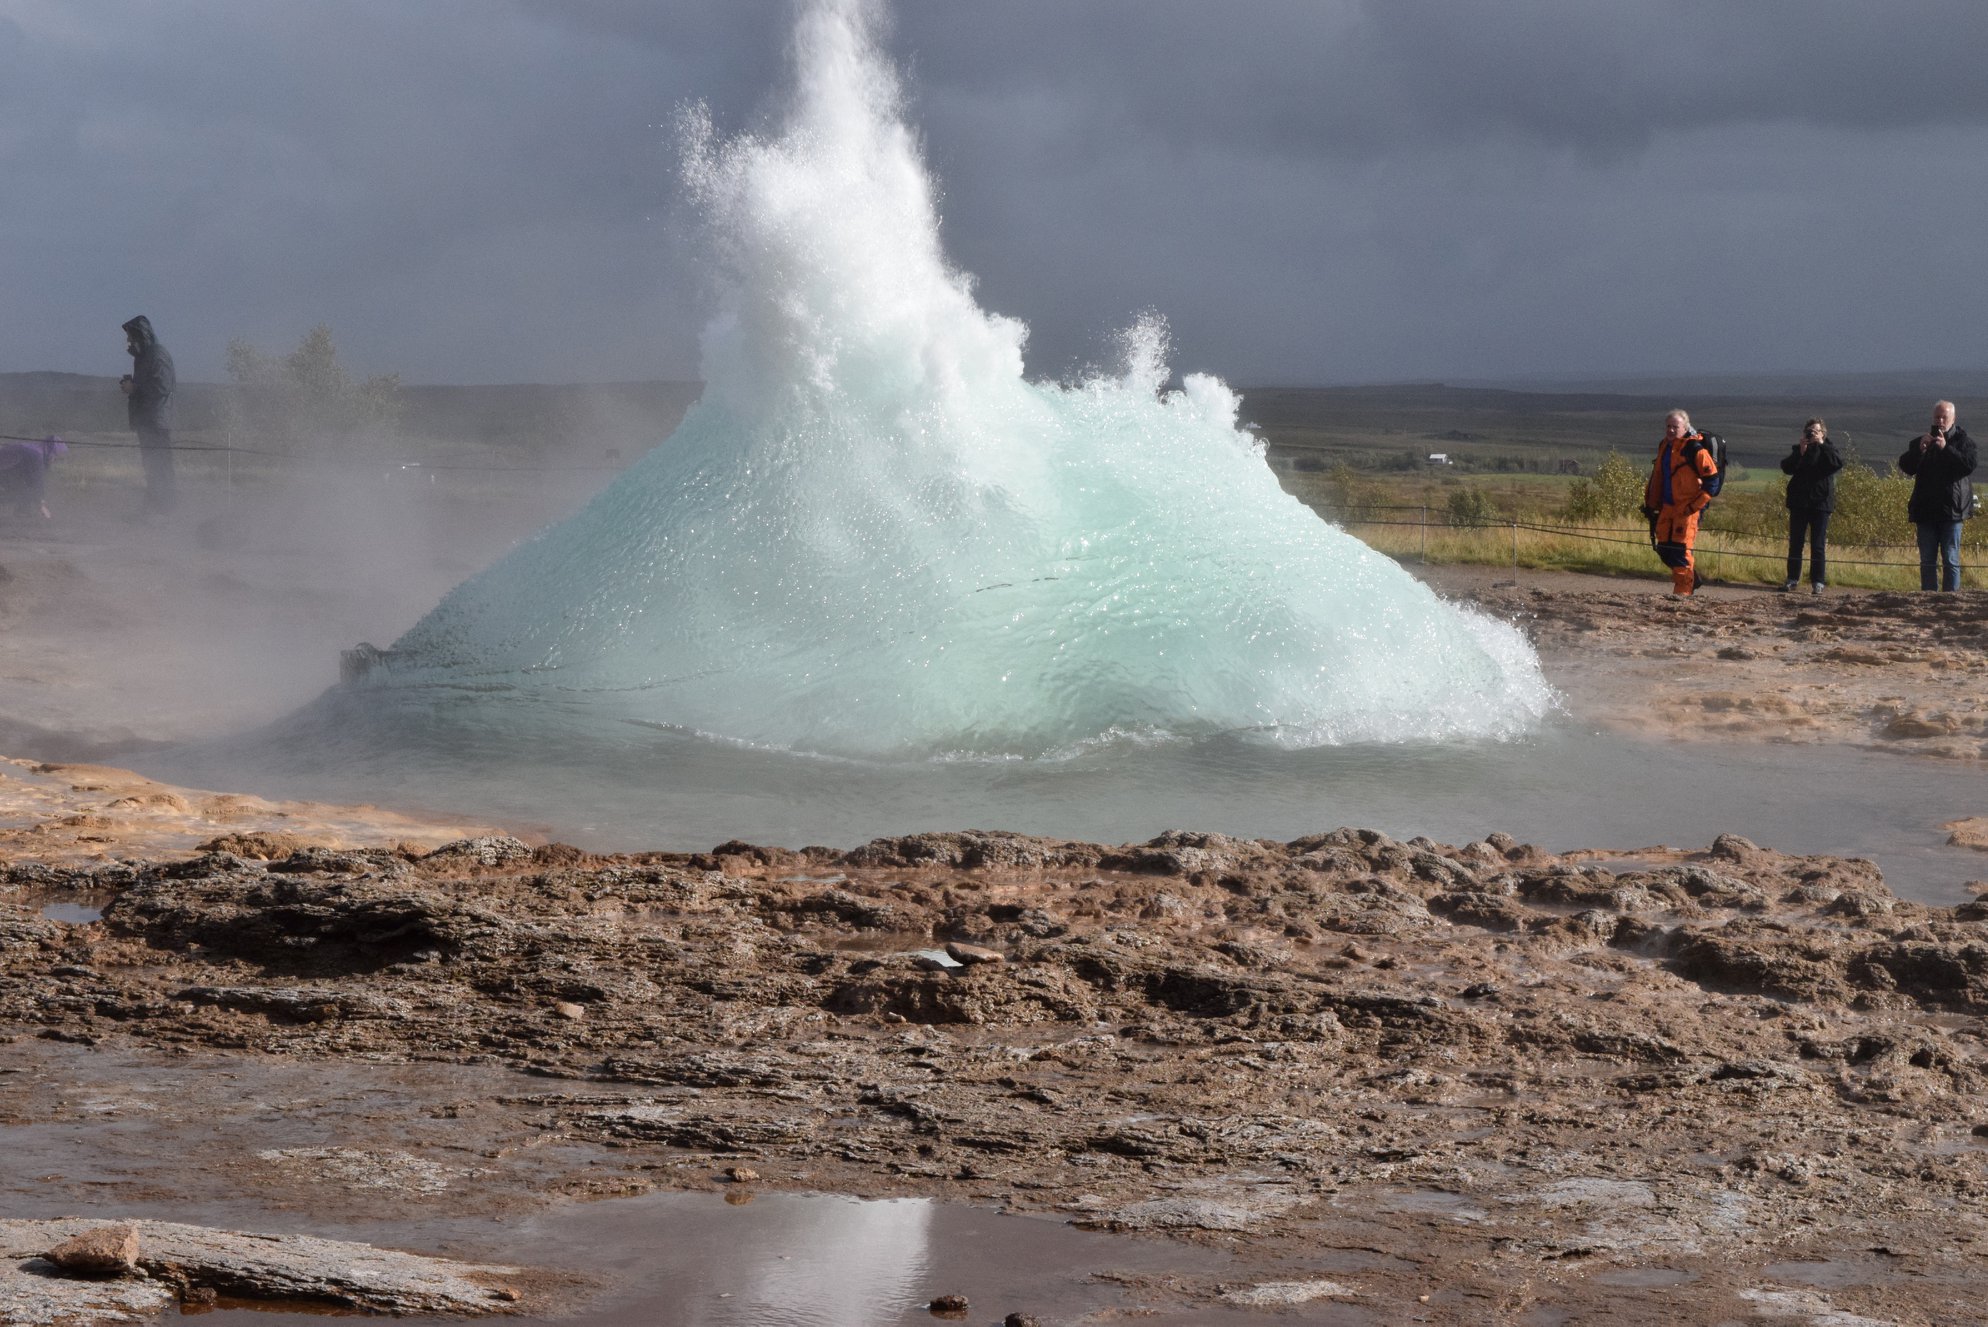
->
xmin=172 ymin=1190 xmax=1263 ymax=1327
xmin=4 ymin=1044 xmax=1261 ymax=1327
xmin=513 ymin=1192 xmax=938 ymax=1327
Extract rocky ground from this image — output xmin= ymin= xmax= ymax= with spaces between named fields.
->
xmin=9 ymin=797 xmax=1988 ymax=1321
xmin=1424 ymin=566 xmax=1988 ymax=759
xmin=1 ymin=1217 xmax=531 ymax=1324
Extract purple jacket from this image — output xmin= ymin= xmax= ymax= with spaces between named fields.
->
xmin=0 ymin=437 xmax=62 ymax=510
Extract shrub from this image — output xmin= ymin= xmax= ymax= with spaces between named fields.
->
xmin=1829 ymin=448 xmax=1913 ymax=546
xmin=1561 ymin=450 xmax=1644 ymax=523
xmin=1713 ymin=485 xmax=1784 ymax=541
xmin=1447 ymin=486 xmax=1495 ymax=527
xmin=1321 ymin=463 xmax=1389 ymax=521
xmin=223 ymin=325 xmax=402 ymax=457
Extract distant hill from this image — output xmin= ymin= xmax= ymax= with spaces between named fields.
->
xmin=1233 ymin=381 xmax=1974 ymax=471
xmin=4 ymin=368 xmax=1971 ymax=470
xmin=1459 ymin=370 xmax=1988 ymax=401
xmin=0 ymin=371 xmax=223 ymax=437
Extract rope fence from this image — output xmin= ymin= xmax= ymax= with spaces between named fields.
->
xmin=1318 ymin=507 xmax=1950 ymax=573
xmin=2 ymin=432 xmax=626 ymax=475
xmin=1299 ymin=499 xmax=1954 ymax=554
xmin=6 ymin=430 xmax=1969 ymax=577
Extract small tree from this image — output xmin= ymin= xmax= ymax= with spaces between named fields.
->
xmin=1561 ymin=449 xmax=1644 ymax=523
xmin=223 ymin=325 xmax=402 ymax=458
xmin=1446 ymin=485 xmax=1495 ymax=527
xmin=1321 ymin=462 xmax=1388 ymax=522
xmin=1829 ymin=446 xmax=1913 ymax=547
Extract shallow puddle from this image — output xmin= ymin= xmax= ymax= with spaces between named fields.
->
xmin=1759 ymin=1257 xmax=1879 ymax=1289
xmin=40 ymin=900 xmax=105 ymax=924
xmin=1589 ymin=1266 xmax=1699 ymax=1288
xmin=1 ymin=1042 xmax=1264 ymax=1327
xmin=147 ymin=709 xmax=1988 ymax=904
xmin=164 ymin=1190 xmax=1262 ymax=1326
xmin=1346 ymin=1188 xmax=1489 ymax=1224
xmin=828 ymin=930 xmax=938 ymax=953
xmin=179 ymin=1297 xmax=359 ymax=1317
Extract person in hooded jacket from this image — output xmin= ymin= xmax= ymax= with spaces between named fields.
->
xmin=1780 ymin=418 xmax=1842 ymax=594
xmin=122 ymin=315 xmax=176 ymax=514
xmin=1897 ymin=400 xmax=1977 ymax=591
xmin=1641 ymin=409 xmax=1720 ymax=596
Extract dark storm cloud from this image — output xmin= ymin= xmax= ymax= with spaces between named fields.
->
xmin=3 ymin=0 xmax=1986 ymax=387
xmin=893 ymin=0 xmax=1988 ymax=381
xmin=899 ymin=1 xmax=1988 ymax=160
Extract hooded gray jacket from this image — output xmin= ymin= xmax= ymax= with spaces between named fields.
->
xmin=122 ymin=315 xmax=175 ymax=432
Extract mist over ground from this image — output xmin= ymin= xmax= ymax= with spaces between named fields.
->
xmin=0 ymin=374 xmax=699 ymax=759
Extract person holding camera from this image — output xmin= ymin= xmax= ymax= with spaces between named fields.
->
xmin=1641 ymin=408 xmax=1719 ymax=596
xmin=1897 ymin=400 xmax=1977 ymax=591
xmin=122 ymin=314 xmax=176 ymax=516
xmin=1780 ymin=418 xmax=1842 ymax=594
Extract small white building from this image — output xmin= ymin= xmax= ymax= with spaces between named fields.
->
xmin=1426 ymin=452 xmax=1452 ymax=466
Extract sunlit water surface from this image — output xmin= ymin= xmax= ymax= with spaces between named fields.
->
xmin=142 ymin=695 xmax=1988 ymax=907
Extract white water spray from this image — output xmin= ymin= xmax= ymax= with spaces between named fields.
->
xmin=383 ymin=0 xmax=1552 ymax=759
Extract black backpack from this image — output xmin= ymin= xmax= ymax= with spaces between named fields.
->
xmin=1685 ymin=432 xmax=1728 ymax=497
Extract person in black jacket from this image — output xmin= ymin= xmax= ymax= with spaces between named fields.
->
xmin=1780 ymin=418 xmax=1842 ymax=593
xmin=122 ymin=315 xmax=176 ymax=515
xmin=1897 ymin=400 xmax=1977 ymax=591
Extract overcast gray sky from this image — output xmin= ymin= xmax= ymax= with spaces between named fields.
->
xmin=5 ymin=0 xmax=1987 ymax=387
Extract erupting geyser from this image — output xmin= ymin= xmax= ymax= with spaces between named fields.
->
xmin=379 ymin=0 xmax=1552 ymax=759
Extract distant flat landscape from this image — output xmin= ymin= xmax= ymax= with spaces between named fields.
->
xmin=0 ymin=369 xmax=1973 ymax=475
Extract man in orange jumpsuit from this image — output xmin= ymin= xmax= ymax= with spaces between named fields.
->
xmin=1642 ymin=409 xmax=1720 ymax=596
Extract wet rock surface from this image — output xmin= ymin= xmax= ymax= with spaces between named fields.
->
xmin=0 ymin=755 xmax=499 ymax=867
xmin=7 ymin=823 xmax=1988 ymax=1320
xmin=1438 ymin=571 xmax=1988 ymax=758
xmin=0 ymin=1217 xmax=525 ymax=1323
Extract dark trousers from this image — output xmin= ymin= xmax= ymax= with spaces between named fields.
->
xmin=1917 ymin=520 xmax=1962 ymax=591
xmin=1785 ymin=509 xmax=1829 ymax=586
xmin=137 ymin=428 xmax=176 ymax=513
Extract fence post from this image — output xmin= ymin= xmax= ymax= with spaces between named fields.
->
xmin=1420 ymin=505 xmax=1427 ymax=563
xmin=1511 ymin=520 xmax=1519 ymax=579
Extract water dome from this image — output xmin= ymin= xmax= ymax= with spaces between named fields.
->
xmin=373 ymin=0 xmax=1553 ymax=760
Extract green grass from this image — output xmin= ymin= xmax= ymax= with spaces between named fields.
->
xmin=1321 ymin=509 xmax=1986 ymax=592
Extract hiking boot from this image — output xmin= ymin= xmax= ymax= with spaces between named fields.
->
xmin=1812 ymin=582 xmax=1824 ymax=596
xmin=1780 ymin=580 xmax=1796 ymax=592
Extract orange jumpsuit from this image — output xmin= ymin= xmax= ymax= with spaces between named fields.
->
xmin=1644 ymin=432 xmax=1719 ymax=595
